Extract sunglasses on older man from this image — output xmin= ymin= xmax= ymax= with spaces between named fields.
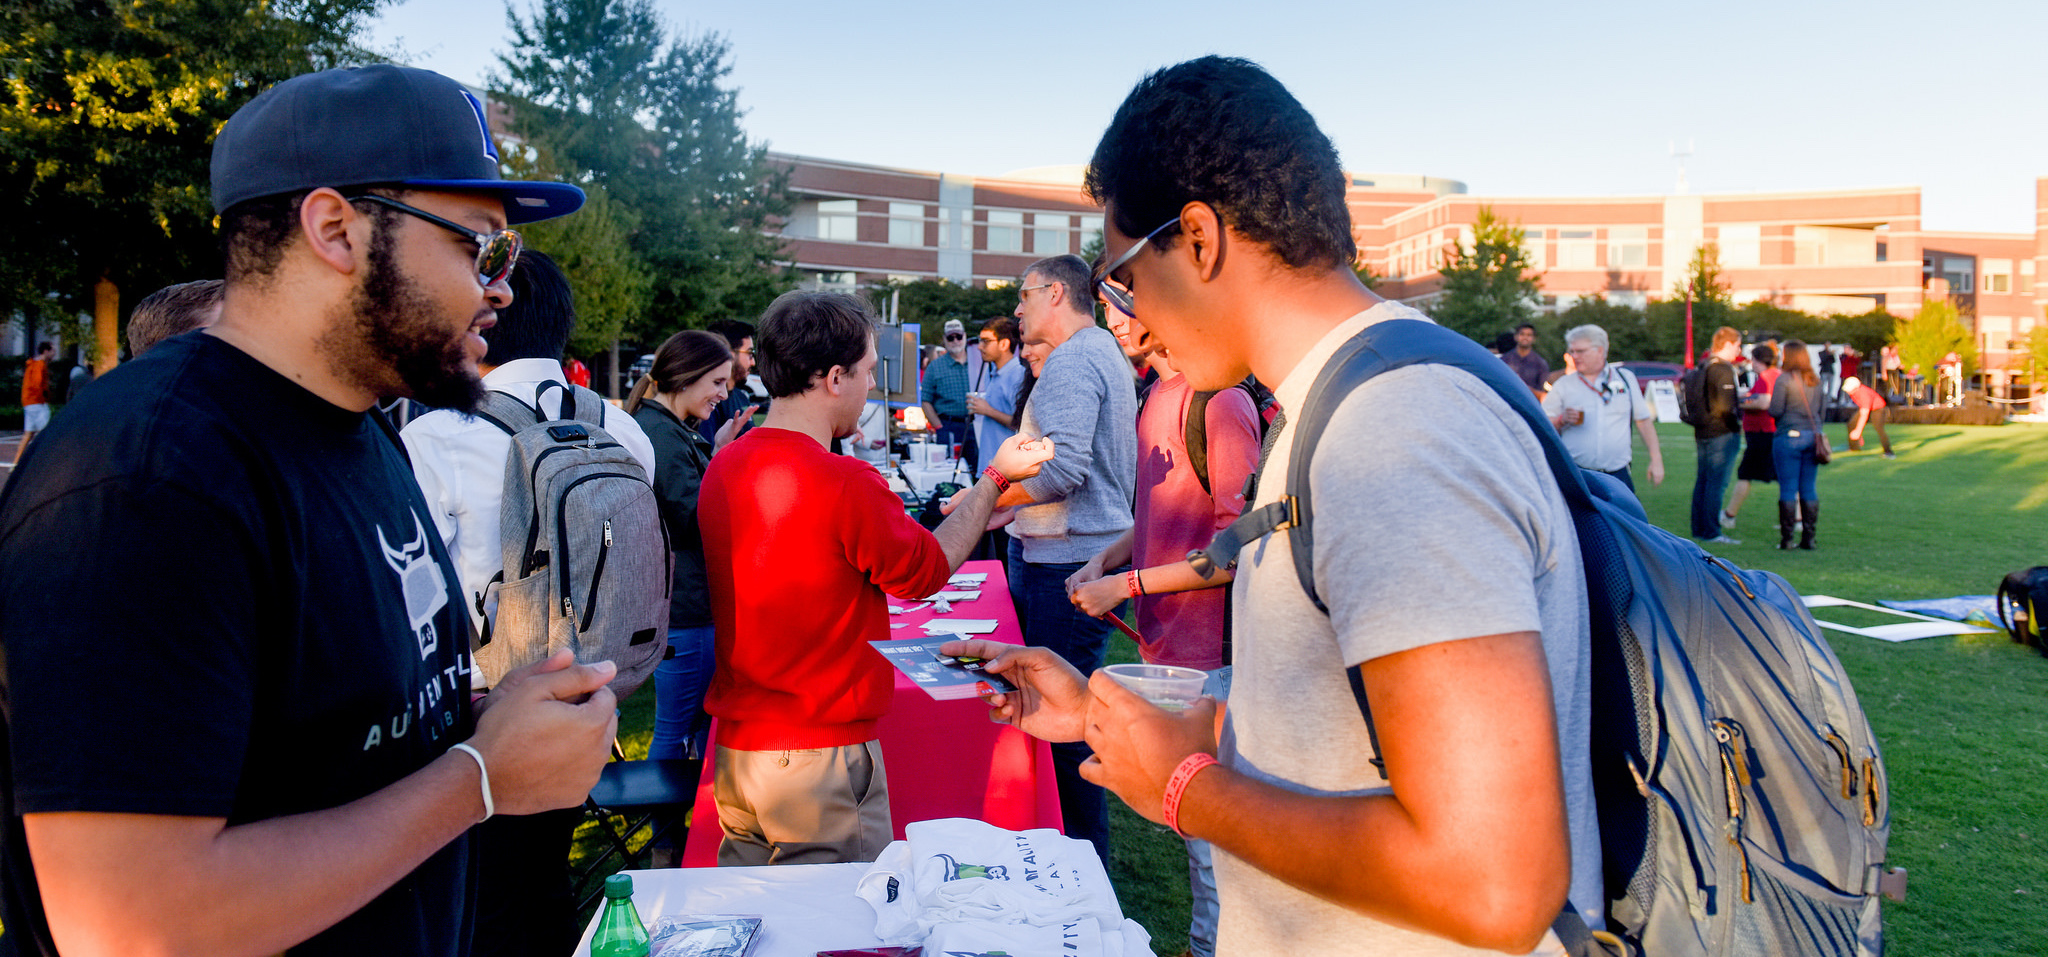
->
xmin=346 ymin=193 xmax=523 ymax=289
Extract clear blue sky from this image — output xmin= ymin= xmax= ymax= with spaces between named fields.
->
xmin=367 ymin=0 xmax=2048 ymax=233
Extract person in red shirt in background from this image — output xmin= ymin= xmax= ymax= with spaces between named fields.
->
xmin=12 ymin=342 xmax=53 ymax=467
xmin=1721 ymin=342 xmax=1779 ymax=532
xmin=698 ymin=290 xmax=1054 ymax=866
xmin=563 ymin=355 xmax=590 ymax=389
xmin=1842 ymin=376 xmax=1894 ymax=458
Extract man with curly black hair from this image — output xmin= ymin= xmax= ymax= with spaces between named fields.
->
xmin=952 ymin=56 xmax=1601 ymax=956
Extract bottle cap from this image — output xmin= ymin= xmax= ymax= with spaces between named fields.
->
xmin=603 ymin=873 xmax=634 ymax=899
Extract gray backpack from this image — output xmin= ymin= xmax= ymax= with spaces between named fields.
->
xmin=473 ymin=380 xmax=669 ymax=699
xmin=1198 ymin=319 xmax=1902 ymax=957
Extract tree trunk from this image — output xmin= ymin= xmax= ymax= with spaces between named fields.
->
xmin=94 ymin=273 xmax=120 ymax=375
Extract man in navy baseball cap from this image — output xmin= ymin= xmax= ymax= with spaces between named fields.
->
xmin=0 ymin=64 xmax=619 ymax=957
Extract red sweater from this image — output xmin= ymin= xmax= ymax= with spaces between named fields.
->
xmin=699 ymin=428 xmax=953 ymax=750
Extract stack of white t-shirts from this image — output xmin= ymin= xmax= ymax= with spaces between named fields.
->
xmin=855 ymin=817 xmax=1150 ymax=957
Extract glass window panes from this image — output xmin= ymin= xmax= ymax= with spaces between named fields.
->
xmin=1557 ymin=230 xmax=1595 ymax=270
xmin=888 ymin=203 xmax=924 ymax=247
xmin=1034 ymin=214 xmax=1069 ymax=255
xmin=817 ymin=200 xmax=857 ymax=241
xmin=1608 ymin=227 xmax=1648 ymax=268
xmin=1718 ymin=225 xmax=1761 ymax=268
xmin=986 ymin=211 xmax=1024 ymax=253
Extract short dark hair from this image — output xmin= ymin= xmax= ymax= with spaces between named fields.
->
xmin=1085 ymin=56 xmax=1355 ymax=271
xmin=128 ymin=280 xmax=225 ymax=356
xmin=1023 ymin=255 xmax=1095 ymax=318
xmin=1515 ymin=323 xmax=1538 ymax=335
xmin=1751 ymin=343 xmax=1777 ymax=367
xmin=755 ymin=291 xmax=875 ymax=399
xmin=707 ymin=319 xmax=757 ymax=351
xmin=982 ymin=316 xmax=1021 ymax=354
xmin=484 ymin=249 xmax=573 ymax=366
xmin=221 ymin=190 xmax=316 ymax=283
xmin=35 ymin=341 xmax=52 ymax=355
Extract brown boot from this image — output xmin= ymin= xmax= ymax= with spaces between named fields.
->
xmin=1799 ymin=500 xmax=1819 ymax=550
xmin=1777 ymin=501 xmax=1798 ymax=550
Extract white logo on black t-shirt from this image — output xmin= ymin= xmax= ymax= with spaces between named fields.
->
xmin=379 ymin=513 xmax=449 ymax=660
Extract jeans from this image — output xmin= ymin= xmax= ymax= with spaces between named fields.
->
xmin=1691 ymin=432 xmax=1740 ymax=539
xmin=1772 ymin=431 xmax=1819 ymax=503
xmin=1184 ymin=667 xmax=1234 ymax=957
xmin=1007 ymin=539 xmax=1112 ymax=865
xmin=649 ymin=624 xmax=717 ymax=761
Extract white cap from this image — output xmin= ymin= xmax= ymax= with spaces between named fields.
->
xmin=943 ymin=319 xmax=966 ymax=335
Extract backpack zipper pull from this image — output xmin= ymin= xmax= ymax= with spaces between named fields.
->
xmin=604 ymin=520 xmax=613 ymax=548
xmin=1824 ymin=727 xmax=1856 ymax=798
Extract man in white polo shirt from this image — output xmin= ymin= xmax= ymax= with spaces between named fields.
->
xmin=1542 ymin=323 xmax=1663 ymax=494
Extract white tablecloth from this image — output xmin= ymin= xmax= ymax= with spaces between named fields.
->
xmin=573 ymin=863 xmax=881 ymax=957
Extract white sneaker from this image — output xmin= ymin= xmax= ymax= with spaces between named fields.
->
xmin=1720 ymin=511 xmax=1737 ymax=529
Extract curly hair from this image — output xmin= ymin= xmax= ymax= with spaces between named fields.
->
xmin=1084 ymin=56 xmax=1355 ymax=270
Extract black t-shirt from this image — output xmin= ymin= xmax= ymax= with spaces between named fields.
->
xmin=1695 ymin=359 xmax=1742 ymax=438
xmin=0 ymin=334 xmax=476 ymax=957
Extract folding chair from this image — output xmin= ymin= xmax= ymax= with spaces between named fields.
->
xmin=574 ymin=742 xmax=701 ymax=911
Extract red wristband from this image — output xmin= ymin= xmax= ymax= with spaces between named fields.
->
xmin=1126 ymin=570 xmax=1143 ymax=598
xmin=1162 ymin=752 xmax=1219 ymax=837
xmin=983 ymin=465 xmax=1010 ymax=493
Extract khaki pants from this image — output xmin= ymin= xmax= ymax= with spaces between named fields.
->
xmin=713 ymin=740 xmax=892 ymax=866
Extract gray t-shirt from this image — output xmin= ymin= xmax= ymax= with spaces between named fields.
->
xmin=1012 ymin=325 xmax=1138 ymax=564
xmin=1218 ymin=303 xmax=1600 ymax=956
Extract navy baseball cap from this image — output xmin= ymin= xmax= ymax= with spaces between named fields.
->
xmin=211 ymin=64 xmax=583 ymax=225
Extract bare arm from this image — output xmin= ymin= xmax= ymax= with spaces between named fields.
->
xmin=1072 ymin=555 xmax=1232 ymax=617
xmin=1080 ymin=632 xmax=1570 ymax=953
xmin=932 ymin=435 xmax=1053 ymax=570
xmin=27 ymin=654 xmax=619 ymax=957
xmin=1634 ymin=415 xmax=1665 ymax=486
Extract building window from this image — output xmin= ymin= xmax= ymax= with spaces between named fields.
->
xmin=1981 ymin=315 xmax=2013 ymax=347
xmin=1941 ymin=257 xmax=1974 ymax=294
xmin=1080 ymin=215 xmax=1104 ymax=252
xmin=1608 ymin=227 xmax=1648 ymax=268
xmin=984 ymin=278 xmax=1013 ymax=290
xmin=1034 ymin=214 xmax=1069 ymax=255
xmin=1983 ymin=259 xmax=2012 ymax=294
xmin=807 ymin=270 xmax=856 ymax=292
xmin=888 ymin=203 xmax=924 ymax=247
xmin=816 ymin=200 xmax=858 ymax=242
xmin=1557 ymin=230 xmax=1595 ymax=270
xmin=2022 ymin=259 xmax=2036 ymax=294
xmin=1717 ymin=225 xmax=1761 ymax=268
xmin=986 ymin=210 xmax=1023 ymax=253
xmin=1522 ymin=229 xmax=1545 ymax=271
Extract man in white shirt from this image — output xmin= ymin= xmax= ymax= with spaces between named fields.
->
xmin=1542 ymin=323 xmax=1663 ymax=494
xmin=402 ymin=249 xmax=656 ymax=648
xmin=398 ymin=248 xmax=656 ymax=957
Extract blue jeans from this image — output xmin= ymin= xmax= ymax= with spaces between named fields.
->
xmin=649 ymin=625 xmax=716 ymax=761
xmin=1772 ymin=431 xmax=1819 ymax=503
xmin=1691 ymin=432 xmax=1740 ymax=539
xmin=1007 ymin=539 xmax=1112 ymax=865
xmin=1184 ymin=667 xmax=1233 ymax=957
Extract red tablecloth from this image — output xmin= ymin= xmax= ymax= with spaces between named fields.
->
xmin=681 ymin=558 xmax=1060 ymax=865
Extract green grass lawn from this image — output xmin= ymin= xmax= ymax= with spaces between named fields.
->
xmin=589 ymin=419 xmax=2047 ymax=955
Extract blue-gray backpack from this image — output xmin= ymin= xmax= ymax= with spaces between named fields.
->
xmin=1195 ymin=318 xmax=1902 ymax=957
xmin=473 ymin=380 xmax=670 ymax=699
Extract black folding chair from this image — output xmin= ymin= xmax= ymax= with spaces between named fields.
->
xmin=574 ymin=742 xmax=702 ymax=911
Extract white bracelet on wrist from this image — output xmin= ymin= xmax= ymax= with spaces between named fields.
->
xmin=448 ymin=742 xmax=494 ymax=822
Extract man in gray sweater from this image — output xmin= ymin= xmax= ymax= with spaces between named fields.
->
xmin=998 ymin=252 xmax=1138 ymax=863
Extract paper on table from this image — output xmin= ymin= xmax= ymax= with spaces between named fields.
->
xmin=925 ymin=590 xmax=982 ymax=601
xmin=888 ymin=602 xmax=932 ymax=616
xmin=923 ymin=618 xmax=998 ymax=635
xmin=948 ymin=572 xmax=989 ymax=585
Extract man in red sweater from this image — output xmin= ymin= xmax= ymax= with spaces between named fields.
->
xmin=699 ymin=290 xmax=1054 ymax=866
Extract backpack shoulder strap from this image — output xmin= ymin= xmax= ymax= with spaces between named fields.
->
xmin=473 ymin=389 xmax=542 ymax=436
xmin=1185 ymin=389 xmax=1217 ymax=497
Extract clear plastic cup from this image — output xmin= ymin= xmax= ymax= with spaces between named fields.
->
xmin=1103 ymin=663 xmax=1208 ymax=712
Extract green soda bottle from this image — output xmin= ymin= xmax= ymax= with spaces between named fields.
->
xmin=590 ymin=873 xmax=651 ymax=957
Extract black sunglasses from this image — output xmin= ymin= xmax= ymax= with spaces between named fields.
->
xmin=945 ymin=332 xmax=965 ymax=340
xmin=346 ymin=194 xmax=522 ymax=289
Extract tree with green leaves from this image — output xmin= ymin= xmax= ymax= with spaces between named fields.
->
xmin=0 ymin=0 xmax=392 ymax=369
xmin=1430 ymin=206 xmax=1541 ymax=344
xmin=491 ymin=0 xmax=790 ymax=346
xmin=1559 ymin=295 xmax=1650 ymax=358
xmin=1644 ymin=242 xmax=1732 ymax=363
xmin=1894 ymin=298 xmax=1976 ymax=384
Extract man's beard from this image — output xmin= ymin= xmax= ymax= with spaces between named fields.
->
xmin=324 ymin=224 xmax=486 ymax=413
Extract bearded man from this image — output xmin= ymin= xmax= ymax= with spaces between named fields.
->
xmin=0 ymin=65 xmax=620 ymax=957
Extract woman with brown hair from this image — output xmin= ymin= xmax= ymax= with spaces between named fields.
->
xmin=627 ymin=330 xmax=755 ymax=761
xmin=1767 ymin=340 xmax=1829 ymax=550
